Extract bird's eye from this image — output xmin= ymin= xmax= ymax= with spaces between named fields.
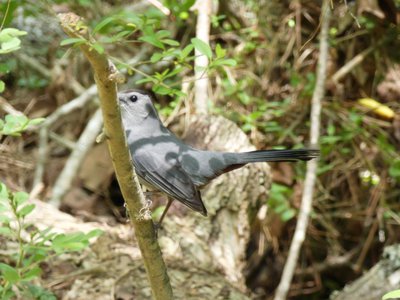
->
xmin=129 ymin=95 xmax=138 ymax=102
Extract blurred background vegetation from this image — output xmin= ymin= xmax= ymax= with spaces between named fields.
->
xmin=1 ymin=0 xmax=400 ymax=299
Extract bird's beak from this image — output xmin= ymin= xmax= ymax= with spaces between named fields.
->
xmin=118 ymin=96 xmax=126 ymax=104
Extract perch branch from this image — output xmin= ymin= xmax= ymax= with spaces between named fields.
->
xmin=274 ymin=2 xmax=330 ymax=299
xmin=58 ymin=12 xmax=173 ymax=300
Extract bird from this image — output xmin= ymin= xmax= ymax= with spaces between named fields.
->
xmin=118 ymin=89 xmax=319 ymax=223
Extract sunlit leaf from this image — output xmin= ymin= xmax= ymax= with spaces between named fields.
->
xmin=139 ymin=35 xmax=164 ymax=49
xmin=382 ymin=290 xmax=400 ymax=300
xmin=91 ymin=43 xmax=104 ymax=54
xmin=17 ymin=204 xmax=35 ymax=218
xmin=13 ymin=192 xmax=29 ymax=205
xmin=0 ymin=263 xmax=20 ymax=283
xmin=28 ymin=118 xmax=45 ymax=126
xmin=191 ymin=38 xmax=212 ymax=59
xmin=161 ymin=39 xmax=179 ymax=46
xmin=0 ymin=80 xmax=5 ymax=93
xmin=93 ymin=16 xmax=115 ymax=34
xmin=60 ymin=38 xmax=86 ymax=46
xmin=180 ymin=44 xmax=194 ymax=59
xmin=215 ymin=43 xmax=226 ymax=58
xmin=21 ymin=266 xmax=41 ymax=281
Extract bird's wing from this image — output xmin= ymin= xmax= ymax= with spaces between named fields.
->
xmin=133 ymin=151 xmax=207 ymax=216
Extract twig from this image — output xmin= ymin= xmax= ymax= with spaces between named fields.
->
xmin=0 ymin=96 xmax=24 ymax=116
xmin=58 ymin=12 xmax=173 ymax=300
xmin=17 ymin=52 xmax=85 ymax=95
xmin=331 ymin=45 xmax=375 ymax=83
xmin=273 ymin=2 xmax=330 ymax=300
xmin=146 ymin=0 xmax=170 ymax=15
xmin=49 ymin=109 xmax=103 ymax=206
xmin=48 ymin=132 xmax=76 ymax=150
xmin=192 ymin=0 xmax=212 ymax=114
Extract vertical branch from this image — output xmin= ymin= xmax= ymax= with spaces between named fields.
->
xmin=274 ymin=2 xmax=330 ymax=300
xmin=193 ymin=0 xmax=212 ymax=114
xmin=58 ymin=13 xmax=173 ymax=300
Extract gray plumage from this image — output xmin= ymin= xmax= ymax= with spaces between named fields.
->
xmin=119 ymin=89 xmax=319 ymax=216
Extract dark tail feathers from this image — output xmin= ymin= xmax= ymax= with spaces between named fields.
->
xmin=238 ymin=149 xmax=319 ymax=163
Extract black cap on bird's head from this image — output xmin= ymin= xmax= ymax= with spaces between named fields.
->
xmin=118 ymin=89 xmax=160 ymax=123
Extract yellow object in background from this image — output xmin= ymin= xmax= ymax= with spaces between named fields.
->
xmin=358 ymin=98 xmax=395 ymax=119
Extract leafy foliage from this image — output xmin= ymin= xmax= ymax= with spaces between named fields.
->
xmin=0 ymin=182 xmax=103 ymax=299
xmin=382 ymin=289 xmax=400 ymax=300
xmin=0 ymin=114 xmax=45 ymax=136
xmin=268 ymin=183 xmax=296 ymax=222
xmin=60 ymin=12 xmax=237 ymax=98
xmin=0 ymin=27 xmax=27 ymax=93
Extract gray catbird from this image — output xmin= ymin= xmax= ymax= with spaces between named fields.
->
xmin=119 ymin=89 xmax=319 ymax=221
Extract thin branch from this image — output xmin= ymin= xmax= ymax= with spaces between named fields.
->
xmin=274 ymin=2 xmax=330 ymax=300
xmin=193 ymin=0 xmax=212 ymax=114
xmin=331 ymin=46 xmax=375 ymax=83
xmin=0 ymin=96 xmax=24 ymax=116
xmin=146 ymin=0 xmax=170 ymax=15
xmin=58 ymin=12 xmax=173 ymax=300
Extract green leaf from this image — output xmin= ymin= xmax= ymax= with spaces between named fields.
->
xmin=0 ymin=28 xmax=27 ymax=38
xmin=161 ymin=39 xmax=179 ymax=46
xmin=0 ymin=227 xmax=12 ymax=236
xmin=0 ymin=263 xmax=20 ymax=283
xmin=1 ymin=37 xmax=20 ymax=52
xmin=274 ymin=203 xmax=289 ymax=214
xmin=135 ymin=77 xmax=157 ymax=84
xmin=5 ymin=114 xmax=28 ymax=129
xmin=60 ymin=38 xmax=86 ymax=46
xmin=91 ymin=43 xmax=104 ymax=54
xmin=191 ymin=38 xmax=212 ymax=59
xmin=0 ymin=80 xmax=5 ymax=93
xmin=164 ymin=66 xmax=184 ymax=79
xmin=155 ymin=30 xmax=171 ymax=39
xmin=180 ymin=44 xmax=194 ymax=59
xmin=389 ymin=160 xmax=400 ymax=179
xmin=139 ymin=35 xmax=164 ymax=49
xmin=383 ymin=290 xmax=400 ymax=300
xmin=13 ymin=191 xmax=29 ymax=205
xmin=0 ymin=183 xmax=9 ymax=201
xmin=215 ymin=43 xmax=226 ymax=58
xmin=86 ymin=229 xmax=103 ymax=239
xmin=281 ymin=209 xmax=296 ymax=222
xmin=21 ymin=266 xmax=41 ymax=281
xmin=152 ymin=84 xmax=173 ymax=95
xmin=28 ymin=118 xmax=46 ymax=126
xmin=26 ymin=284 xmax=57 ymax=300
xmin=212 ymin=58 xmax=237 ymax=67
xmin=17 ymin=204 xmax=35 ymax=218
xmin=93 ymin=16 xmax=115 ymax=34
xmin=150 ymin=52 xmax=163 ymax=63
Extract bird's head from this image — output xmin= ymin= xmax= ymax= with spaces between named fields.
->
xmin=118 ymin=89 xmax=159 ymax=124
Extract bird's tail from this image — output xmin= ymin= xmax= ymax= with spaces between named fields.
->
xmin=237 ymin=148 xmax=319 ymax=163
